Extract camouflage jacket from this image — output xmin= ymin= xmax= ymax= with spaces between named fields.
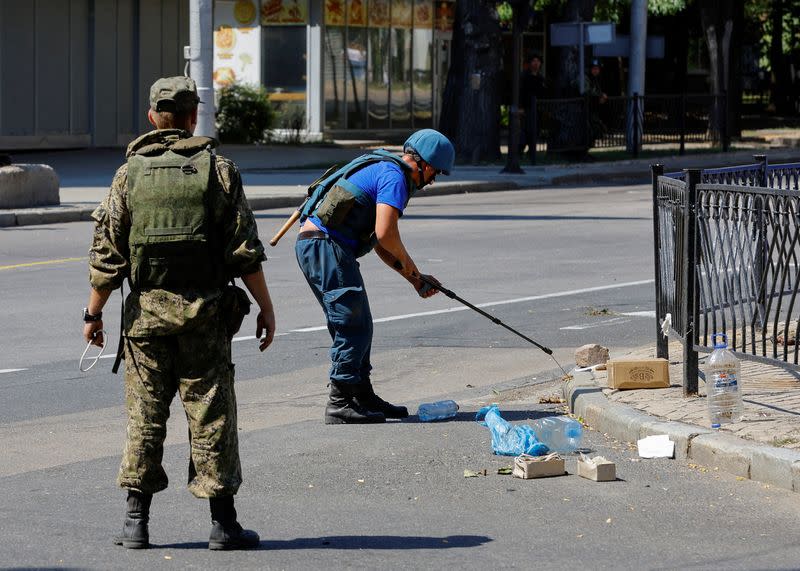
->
xmin=88 ymin=129 xmax=266 ymax=337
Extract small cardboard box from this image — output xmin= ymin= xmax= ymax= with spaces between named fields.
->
xmin=512 ymin=453 xmax=566 ymax=479
xmin=606 ymin=358 xmax=669 ymax=390
xmin=577 ymin=457 xmax=616 ymax=481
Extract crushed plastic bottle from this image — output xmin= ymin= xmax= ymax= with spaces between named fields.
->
xmin=475 ymin=405 xmax=549 ymax=456
xmin=530 ymin=416 xmax=583 ymax=453
xmin=706 ymin=333 xmax=743 ymax=426
xmin=417 ymin=400 xmax=459 ymax=422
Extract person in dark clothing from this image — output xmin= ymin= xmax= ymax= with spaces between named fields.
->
xmin=519 ymin=53 xmax=546 ymax=160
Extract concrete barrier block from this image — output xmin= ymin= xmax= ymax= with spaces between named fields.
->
xmin=689 ymin=433 xmax=758 ymax=478
xmin=0 ymin=164 xmax=60 ymax=208
xmin=0 ymin=212 xmax=15 ymax=227
xmin=750 ymin=446 xmax=800 ymax=492
xmin=15 ymin=209 xmax=82 ymax=226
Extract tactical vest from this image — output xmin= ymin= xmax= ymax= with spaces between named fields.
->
xmin=300 ymin=150 xmax=414 ymax=257
xmin=126 ymin=136 xmax=224 ymax=290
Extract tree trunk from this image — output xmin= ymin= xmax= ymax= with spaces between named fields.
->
xmin=770 ymin=0 xmax=792 ymax=114
xmin=438 ymin=0 xmax=503 ymax=163
xmin=699 ymin=0 xmax=739 ymax=142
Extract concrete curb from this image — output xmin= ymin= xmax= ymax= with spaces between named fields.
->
xmin=0 ymin=180 xmax=523 ymax=228
xmin=562 ymin=371 xmax=800 ymax=493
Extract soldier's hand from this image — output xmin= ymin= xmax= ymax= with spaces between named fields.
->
xmin=256 ymin=309 xmax=276 ymax=351
xmin=83 ymin=321 xmax=104 ymax=347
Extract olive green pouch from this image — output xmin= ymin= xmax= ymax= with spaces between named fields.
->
xmin=315 ymin=184 xmax=356 ymax=228
xmin=221 ymin=284 xmax=252 ymax=337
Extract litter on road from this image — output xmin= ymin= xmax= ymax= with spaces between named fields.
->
xmin=637 ymin=434 xmax=675 ymax=458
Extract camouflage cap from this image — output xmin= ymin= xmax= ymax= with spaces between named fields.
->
xmin=149 ymin=76 xmax=202 ymax=113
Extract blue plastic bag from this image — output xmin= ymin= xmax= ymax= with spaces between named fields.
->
xmin=475 ymin=405 xmax=549 ymax=456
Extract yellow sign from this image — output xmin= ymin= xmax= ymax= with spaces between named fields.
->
xmin=325 ymin=0 xmax=345 ymax=26
xmin=262 ymin=0 xmax=309 ymax=25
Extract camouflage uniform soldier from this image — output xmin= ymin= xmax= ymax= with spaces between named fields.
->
xmin=82 ymin=76 xmax=276 ymax=550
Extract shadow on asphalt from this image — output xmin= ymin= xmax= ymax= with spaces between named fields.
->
xmin=402 ymin=214 xmax=649 ymax=222
xmin=261 ymin=534 xmax=492 ymax=550
xmin=154 ymin=535 xmax=491 ymax=551
xmin=403 ymin=410 xmax=555 ymax=424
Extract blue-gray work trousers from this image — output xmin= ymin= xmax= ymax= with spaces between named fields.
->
xmin=295 ymin=234 xmax=373 ymax=384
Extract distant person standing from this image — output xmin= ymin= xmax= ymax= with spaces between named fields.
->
xmin=520 ymin=52 xmax=547 ymax=160
xmin=585 ymin=59 xmax=609 ymax=144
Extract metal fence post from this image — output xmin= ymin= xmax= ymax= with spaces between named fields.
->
xmin=633 ymin=93 xmax=640 ymax=158
xmin=753 ymin=154 xmax=768 ymax=330
xmin=682 ymin=168 xmax=701 ymax=395
xmin=529 ymin=95 xmax=538 ymax=165
xmin=679 ymin=93 xmax=686 ymax=156
xmin=722 ymin=91 xmax=729 ymax=152
xmin=652 ymin=164 xmax=668 ymax=360
xmin=584 ymin=94 xmax=591 ymax=149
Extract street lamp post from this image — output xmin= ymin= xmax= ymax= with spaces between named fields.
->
xmin=189 ymin=0 xmax=216 ymax=138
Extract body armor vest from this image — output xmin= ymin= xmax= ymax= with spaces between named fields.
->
xmin=126 ymin=137 xmax=223 ymax=290
xmin=300 ymin=150 xmax=414 ymax=257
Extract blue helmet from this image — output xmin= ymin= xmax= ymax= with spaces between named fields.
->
xmin=403 ymin=129 xmax=455 ymax=175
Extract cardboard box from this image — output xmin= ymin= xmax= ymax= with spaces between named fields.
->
xmin=577 ymin=456 xmax=616 ymax=481
xmin=512 ymin=453 xmax=566 ymax=479
xmin=606 ymin=358 xmax=669 ymax=390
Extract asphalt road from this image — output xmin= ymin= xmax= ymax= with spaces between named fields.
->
xmin=2 ymin=185 xmax=799 ymax=569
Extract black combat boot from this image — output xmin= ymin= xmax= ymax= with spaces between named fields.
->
xmin=208 ymin=496 xmax=260 ymax=550
xmin=113 ymin=490 xmax=152 ymax=549
xmin=325 ymin=381 xmax=386 ymax=424
xmin=355 ymin=379 xmax=409 ymax=419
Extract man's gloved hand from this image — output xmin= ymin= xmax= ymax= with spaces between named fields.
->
xmin=415 ymin=274 xmax=441 ymax=299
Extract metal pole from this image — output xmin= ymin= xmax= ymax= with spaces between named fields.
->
xmin=632 ymin=93 xmax=640 ymax=157
xmin=652 ymin=164 xmax=668 ymax=360
xmin=529 ymin=94 xmax=538 ymax=165
xmin=502 ymin=0 xmax=524 ymax=174
xmin=627 ymin=0 xmax=647 ymax=152
xmin=578 ymin=21 xmax=584 ymax=95
xmin=683 ymin=168 xmax=701 ymax=396
xmin=189 ymin=0 xmax=216 ymax=137
xmin=679 ymin=93 xmax=686 ymax=155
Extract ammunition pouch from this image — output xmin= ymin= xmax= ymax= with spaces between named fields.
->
xmin=221 ymin=283 xmax=252 ymax=337
xmin=315 ymin=185 xmax=357 ymax=228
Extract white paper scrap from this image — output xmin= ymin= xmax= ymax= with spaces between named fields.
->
xmin=637 ymin=434 xmax=675 ymax=459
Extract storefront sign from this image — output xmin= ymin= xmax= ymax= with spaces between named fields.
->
xmin=435 ymin=0 xmax=454 ymax=32
xmin=262 ymin=0 xmax=309 ymax=25
xmin=213 ymin=0 xmax=261 ymax=88
xmin=369 ymin=0 xmax=390 ymax=27
xmin=392 ymin=0 xmax=412 ymax=28
xmin=325 ymin=0 xmax=345 ymax=25
xmin=347 ymin=0 xmax=366 ymax=26
xmin=414 ymin=0 xmax=433 ymax=28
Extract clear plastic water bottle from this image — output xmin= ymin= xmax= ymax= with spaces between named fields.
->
xmin=706 ymin=333 xmax=743 ymax=426
xmin=417 ymin=400 xmax=459 ymax=422
xmin=530 ymin=416 xmax=583 ymax=453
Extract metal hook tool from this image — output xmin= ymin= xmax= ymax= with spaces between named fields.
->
xmin=417 ymin=275 xmax=570 ymax=378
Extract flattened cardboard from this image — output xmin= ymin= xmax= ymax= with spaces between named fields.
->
xmin=577 ymin=457 xmax=616 ymax=481
xmin=607 ymin=358 xmax=669 ymax=390
xmin=512 ymin=453 xmax=566 ymax=479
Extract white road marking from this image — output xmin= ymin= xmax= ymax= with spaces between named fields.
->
xmin=291 ymin=278 xmax=655 ymax=333
xmin=620 ymin=310 xmax=656 ymax=318
xmin=0 ymin=368 xmax=27 ymax=374
xmin=560 ymin=317 xmax=632 ymax=330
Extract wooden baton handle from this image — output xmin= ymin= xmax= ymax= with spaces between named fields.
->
xmin=269 ymin=210 xmax=301 ymax=247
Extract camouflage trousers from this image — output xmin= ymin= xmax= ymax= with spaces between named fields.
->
xmin=117 ymin=316 xmax=242 ymax=498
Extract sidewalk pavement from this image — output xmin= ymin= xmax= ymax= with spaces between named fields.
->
xmin=2 ymin=143 xmax=799 ymax=227
xmin=4 ymin=140 xmax=800 ymax=493
xmin=562 ymin=341 xmax=800 ymax=495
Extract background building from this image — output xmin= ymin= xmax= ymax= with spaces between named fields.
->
xmin=0 ymin=0 xmax=455 ymax=149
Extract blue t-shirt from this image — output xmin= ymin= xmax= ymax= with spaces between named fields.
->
xmin=309 ymin=161 xmax=409 ymax=249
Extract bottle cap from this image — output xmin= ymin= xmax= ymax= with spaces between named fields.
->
xmin=711 ymin=423 xmax=721 ymax=429
xmin=712 ymin=332 xmax=728 ymax=349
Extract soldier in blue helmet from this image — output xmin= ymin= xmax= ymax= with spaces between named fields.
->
xmin=295 ymin=129 xmax=455 ymax=424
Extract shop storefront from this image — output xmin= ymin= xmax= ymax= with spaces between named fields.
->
xmin=212 ymin=0 xmax=455 ymax=138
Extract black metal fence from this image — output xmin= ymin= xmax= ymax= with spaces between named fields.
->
xmin=653 ymin=155 xmax=800 ymax=395
xmin=525 ymin=93 xmax=729 ymax=162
